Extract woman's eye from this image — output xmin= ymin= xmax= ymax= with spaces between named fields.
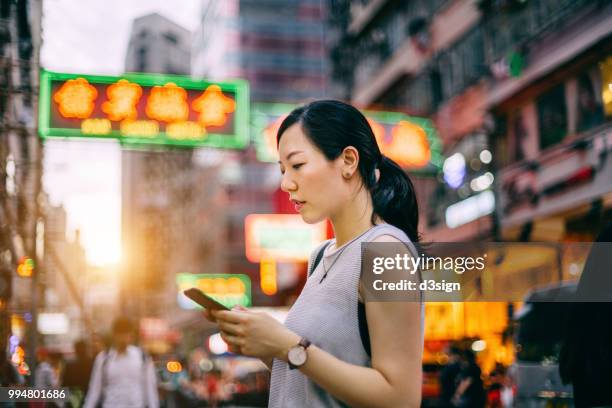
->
xmin=292 ymin=163 xmax=304 ymax=170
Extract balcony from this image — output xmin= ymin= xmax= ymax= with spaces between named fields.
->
xmin=351 ymin=0 xmax=480 ymax=106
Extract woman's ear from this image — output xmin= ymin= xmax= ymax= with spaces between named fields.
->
xmin=341 ymin=146 xmax=359 ymax=177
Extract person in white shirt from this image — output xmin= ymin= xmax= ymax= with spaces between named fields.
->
xmin=84 ymin=317 xmax=159 ymax=408
xmin=34 ymin=347 xmax=58 ymax=389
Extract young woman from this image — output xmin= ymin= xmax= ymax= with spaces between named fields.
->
xmin=209 ymin=100 xmax=424 ymax=407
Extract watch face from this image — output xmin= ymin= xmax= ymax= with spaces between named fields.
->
xmin=288 ymin=346 xmax=307 ymax=366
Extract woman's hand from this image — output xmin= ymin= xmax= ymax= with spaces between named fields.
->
xmin=212 ymin=306 xmax=300 ymax=360
xmin=202 ymin=308 xmax=217 ymax=323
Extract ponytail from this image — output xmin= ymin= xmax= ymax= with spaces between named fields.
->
xmin=370 ymin=155 xmax=420 ymax=243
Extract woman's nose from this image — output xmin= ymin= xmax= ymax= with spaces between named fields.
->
xmin=280 ymin=174 xmax=297 ymax=192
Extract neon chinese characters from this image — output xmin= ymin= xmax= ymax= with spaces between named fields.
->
xmin=53 ymin=78 xmax=98 ymax=119
xmin=40 ymin=70 xmax=248 ymax=149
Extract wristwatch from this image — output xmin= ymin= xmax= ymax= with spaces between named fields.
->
xmin=287 ymin=337 xmax=311 ymax=370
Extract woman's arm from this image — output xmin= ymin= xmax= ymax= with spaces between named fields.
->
xmin=278 ymin=301 xmax=422 ymax=408
xmin=216 ymin=299 xmax=423 ymax=407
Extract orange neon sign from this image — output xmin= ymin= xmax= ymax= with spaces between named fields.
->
xmin=53 ymin=78 xmax=98 ymax=119
xmin=192 ymin=84 xmax=236 ymax=127
xmin=386 ymin=120 xmax=431 ymax=167
xmin=166 ymin=361 xmax=182 ymax=373
xmin=263 ymin=115 xmax=286 ymax=159
xmin=145 ymin=82 xmax=189 ymax=123
xmin=367 ymin=118 xmax=385 ymax=145
xmin=102 ymin=79 xmax=142 ymax=121
xmin=254 ymin=104 xmax=440 ymax=170
xmin=42 ymin=70 xmax=248 ymax=149
xmin=260 ymin=258 xmax=278 ymax=296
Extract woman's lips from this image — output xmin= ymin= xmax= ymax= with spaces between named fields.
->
xmin=292 ymin=200 xmax=306 ymax=212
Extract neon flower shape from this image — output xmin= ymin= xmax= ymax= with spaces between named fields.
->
xmin=53 ymin=78 xmax=98 ymax=119
xmin=367 ymin=118 xmax=386 ymax=146
xmin=145 ymin=82 xmax=189 ymax=123
xmin=192 ymin=85 xmax=236 ymax=127
xmin=387 ymin=121 xmax=431 ymax=168
xmin=102 ymin=79 xmax=143 ymax=121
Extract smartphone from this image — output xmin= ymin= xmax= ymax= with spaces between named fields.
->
xmin=183 ymin=288 xmax=230 ymax=311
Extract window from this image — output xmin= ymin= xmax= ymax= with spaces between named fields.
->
xmin=430 ymin=69 xmax=443 ymax=109
xmin=576 ymin=70 xmax=605 ymax=132
xmin=163 ymin=32 xmax=178 ymax=45
xmin=601 ymin=56 xmax=612 ymax=117
xmin=537 ymin=84 xmax=567 ymax=150
xmin=492 ymin=114 xmax=510 ymax=168
xmin=137 ymin=46 xmax=147 ymax=72
xmin=510 ymin=109 xmax=527 ymax=162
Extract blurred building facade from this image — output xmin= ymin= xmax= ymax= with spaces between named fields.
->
xmin=328 ymin=0 xmax=612 ymax=373
xmin=193 ymin=0 xmax=328 ymax=102
xmin=125 ymin=13 xmax=191 ymax=75
xmin=121 ymin=13 xmax=227 ymax=338
xmin=41 ymin=199 xmax=88 ymax=350
xmin=327 ymin=0 xmax=612 ymax=243
xmin=0 ymin=0 xmax=43 ymax=366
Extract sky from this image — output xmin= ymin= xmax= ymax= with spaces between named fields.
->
xmin=41 ymin=0 xmax=201 ymax=266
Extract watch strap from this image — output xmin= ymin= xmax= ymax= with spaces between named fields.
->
xmin=288 ymin=337 xmax=311 ymax=370
xmin=298 ymin=337 xmax=311 ymax=349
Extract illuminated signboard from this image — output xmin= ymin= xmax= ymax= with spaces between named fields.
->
xmin=245 ymin=214 xmax=327 ymax=262
xmin=39 ymin=70 xmax=249 ymax=149
xmin=176 ymin=273 xmax=251 ymax=310
xmin=252 ymin=103 xmax=443 ymax=173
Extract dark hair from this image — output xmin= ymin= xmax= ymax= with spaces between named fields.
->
xmin=74 ymin=340 xmax=88 ymax=357
xmin=277 ymin=100 xmax=420 ymax=243
xmin=112 ymin=317 xmax=135 ymax=334
xmin=448 ymin=345 xmax=462 ymax=357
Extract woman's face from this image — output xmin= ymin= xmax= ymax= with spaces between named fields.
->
xmin=278 ymin=124 xmax=349 ymax=224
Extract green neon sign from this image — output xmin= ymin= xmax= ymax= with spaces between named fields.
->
xmin=176 ymin=273 xmax=252 ymax=310
xmin=39 ymin=70 xmax=250 ymax=149
xmin=251 ymin=103 xmax=443 ymax=174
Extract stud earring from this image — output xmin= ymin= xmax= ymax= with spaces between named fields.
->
xmin=344 ymin=172 xmax=351 ymax=179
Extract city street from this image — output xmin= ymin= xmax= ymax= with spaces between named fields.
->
xmin=1 ymin=0 xmax=611 ymax=407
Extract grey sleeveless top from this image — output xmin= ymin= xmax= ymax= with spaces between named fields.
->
xmin=268 ymin=223 xmax=419 ymax=407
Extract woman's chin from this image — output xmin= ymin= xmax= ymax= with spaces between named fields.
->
xmin=299 ymin=210 xmax=324 ymax=225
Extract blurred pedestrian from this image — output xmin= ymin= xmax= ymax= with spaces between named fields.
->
xmin=62 ymin=340 xmax=94 ymax=407
xmin=559 ymin=222 xmax=612 ymax=408
xmin=205 ymin=369 xmax=220 ymax=408
xmin=208 ymin=100 xmax=424 ymax=407
xmin=83 ymin=317 xmax=159 ymax=408
xmin=34 ymin=347 xmax=58 ymax=389
xmin=439 ymin=345 xmax=462 ymax=408
xmin=451 ymin=349 xmax=486 ymax=408
xmin=486 ymin=364 xmax=515 ymax=408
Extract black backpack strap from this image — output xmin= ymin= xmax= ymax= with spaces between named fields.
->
xmin=99 ymin=349 xmax=110 ymax=404
xmin=308 ymin=241 xmax=331 ymax=277
xmin=139 ymin=347 xmax=148 ymax=365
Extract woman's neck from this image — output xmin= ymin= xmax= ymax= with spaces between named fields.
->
xmin=330 ymin=189 xmax=378 ymax=248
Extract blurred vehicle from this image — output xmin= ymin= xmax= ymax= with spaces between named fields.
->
xmin=512 ymin=282 xmax=576 ymax=407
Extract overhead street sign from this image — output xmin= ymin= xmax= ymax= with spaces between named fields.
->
xmin=39 ymin=70 xmax=249 ymax=149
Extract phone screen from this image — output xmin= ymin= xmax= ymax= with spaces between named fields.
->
xmin=183 ymin=288 xmax=230 ymax=311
